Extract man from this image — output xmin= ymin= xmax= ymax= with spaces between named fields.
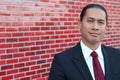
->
xmin=49 ymin=4 xmax=120 ymax=80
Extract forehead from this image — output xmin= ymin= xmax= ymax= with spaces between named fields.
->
xmin=84 ymin=8 xmax=106 ymax=20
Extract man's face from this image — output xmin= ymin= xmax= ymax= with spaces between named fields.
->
xmin=80 ymin=8 xmax=107 ymax=45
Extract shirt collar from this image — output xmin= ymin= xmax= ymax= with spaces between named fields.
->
xmin=80 ymin=40 xmax=103 ymax=59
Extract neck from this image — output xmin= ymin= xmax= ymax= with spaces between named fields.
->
xmin=81 ymin=40 xmax=100 ymax=50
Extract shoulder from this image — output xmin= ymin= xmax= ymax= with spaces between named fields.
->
xmin=102 ymin=45 xmax=120 ymax=52
xmin=102 ymin=45 xmax=120 ymax=57
xmin=54 ymin=43 xmax=80 ymax=59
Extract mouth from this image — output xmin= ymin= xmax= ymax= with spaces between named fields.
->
xmin=89 ymin=32 xmax=100 ymax=37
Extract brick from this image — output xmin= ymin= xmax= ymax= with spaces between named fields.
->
xmin=25 ymin=42 xmax=35 ymax=46
xmin=36 ymin=22 xmax=44 ymax=26
xmin=0 ymin=12 xmax=10 ymax=16
xmin=42 ymin=72 xmax=49 ymax=77
xmin=32 ymin=74 xmax=40 ymax=79
xmin=65 ymin=39 xmax=72 ymax=42
xmin=0 ymin=22 xmax=11 ymax=26
xmin=12 ymin=33 xmax=23 ymax=37
xmin=0 ymin=60 xmax=5 ymax=65
xmin=59 ymin=1 xmax=66 ymax=4
xmin=0 ymin=28 xmax=5 ymax=32
xmin=68 ymin=9 xmax=75 ymax=13
xmin=30 ymin=27 xmax=40 ymax=31
xmin=36 ymin=41 xmax=45 ymax=45
xmin=24 ymin=32 xmax=34 ymax=36
xmin=6 ymin=38 xmax=18 ymax=42
xmin=37 ymin=69 xmax=46 ymax=74
xmin=0 ymin=71 xmax=6 ymax=76
xmin=26 ymin=71 xmax=35 ymax=76
xmin=30 ymin=56 xmax=40 ymax=60
xmin=41 ymin=0 xmax=49 ymax=2
xmin=24 ymin=12 xmax=34 ymax=16
xmin=47 ymin=58 xmax=53 ymax=63
xmin=64 ymin=14 xmax=71 ymax=17
xmin=36 ymin=50 xmax=45 ymax=55
xmin=19 ymin=47 xmax=29 ymax=52
xmin=14 ymin=63 xmax=25 ymax=68
xmin=46 ymin=40 xmax=55 ymax=44
xmin=46 ymin=49 xmax=55 ymax=53
xmin=68 ymin=18 xmax=75 ymax=21
xmin=19 ymin=37 xmax=29 ymax=42
xmin=1 ymin=54 xmax=12 ymax=59
xmin=51 ymin=44 xmax=59 ymax=48
xmin=56 ymin=48 xmax=65 ymax=52
xmin=56 ymin=39 xmax=64 ymax=43
xmin=30 ymin=37 xmax=40 ymax=41
xmin=51 ymin=18 xmax=59 ymax=21
xmin=19 ymin=67 xmax=29 ymax=72
xmin=64 ymin=22 xmax=71 ymax=25
xmin=2 ymin=75 xmax=13 ymax=80
xmin=41 ymin=36 xmax=50 ymax=40
xmin=6 ymin=28 xmax=17 ymax=32
xmin=31 ymin=46 xmax=40 ymax=50
xmin=60 ymin=35 xmax=67 ymax=38
xmin=50 ymin=35 xmax=58 ymax=39
xmin=24 ymin=22 xmax=34 ymax=26
xmin=26 ymin=61 xmax=36 ymax=66
xmin=60 ymin=26 xmax=67 ymax=29
xmin=13 ymin=43 xmax=24 ymax=47
xmin=60 ymin=18 xmax=67 ymax=21
xmin=0 ymin=33 xmax=11 ymax=37
xmin=14 ymin=73 xmax=25 ymax=78
xmin=37 ymin=60 xmax=46 ymax=64
xmin=1 ymin=65 xmax=13 ymax=70
xmin=7 ymin=59 xmax=18 ymax=64
xmin=41 ymin=55 xmax=49 ymax=58
xmin=20 ymin=77 xmax=30 ymax=80
xmin=41 ymin=27 xmax=50 ymax=30
xmin=41 ymin=45 xmax=50 ymax=49
xmin=19 ymin=57 xmax=29 ymax=62
xmin=0 ymin=50 xmax=5 ymax=54
xmin=7 ymin=69 xmax=18 ymax=74
xmin=18 ymin=27 xmax=29 ymax=31
xmin=46 ymin=22 xmax=54 ymax=26
xmin=60 ymin=43 xmax=67 ymax=47
xmin=25 ymin=52 xmax=35 ymax=56
xmin=12 ymin=22 xmax=23 ymax=26
xmin=31 ymin=65 xmax=40 ymax=70
xmin=46 ymin=31 xmax=54 ymax=35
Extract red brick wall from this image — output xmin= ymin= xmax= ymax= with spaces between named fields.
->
xmin=0 ymin=0 xmax=120 ymax=80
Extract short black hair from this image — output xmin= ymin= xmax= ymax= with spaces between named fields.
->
xmin=80 ymin=4 xmax=108 ymax=23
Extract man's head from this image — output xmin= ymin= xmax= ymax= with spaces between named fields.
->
xmin=79 ymin=4 xmax=108 ymax=49
xmin=80 ymin=4 xmax=108 ymax=23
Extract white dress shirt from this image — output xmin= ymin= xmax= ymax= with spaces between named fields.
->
xmin=80 ymin=40 xmax=105 ymax=80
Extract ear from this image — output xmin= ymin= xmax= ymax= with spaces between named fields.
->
xmin=78 ymin=20 xmax=81 ymax=28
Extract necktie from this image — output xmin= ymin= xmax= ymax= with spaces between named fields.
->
xmin=91 ymin=51 xmax=104 ymax=80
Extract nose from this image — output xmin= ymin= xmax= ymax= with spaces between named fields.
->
xmin=92 ymin=22 xmax=99 ymax=31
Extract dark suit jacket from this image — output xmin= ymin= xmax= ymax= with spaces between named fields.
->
xmin=49 ymin=43 xmax=120 ymax=80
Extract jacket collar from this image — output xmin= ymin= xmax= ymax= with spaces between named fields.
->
xmin=72 ymin=43 xmax=93 ymax=80
xmin=71 ymin=43 xmax=113 ymax=80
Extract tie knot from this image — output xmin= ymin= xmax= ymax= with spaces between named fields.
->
xmin=91 ymin=51 xmax=98 ymax=57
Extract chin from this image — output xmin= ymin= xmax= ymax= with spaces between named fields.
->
xmin=90 ymin=40 xmax=101 ymax=45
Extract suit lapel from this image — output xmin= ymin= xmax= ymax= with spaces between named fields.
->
xmin=72 ymin=43 xmax=93 ymax=80
xmin=102 ymin=46 xmax=113 ymax=80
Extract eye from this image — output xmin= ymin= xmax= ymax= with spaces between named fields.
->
xmin=87 ymin=19 xmax=94 ymax=24
xmin=98 ymin=21 xmax=105 ymax=25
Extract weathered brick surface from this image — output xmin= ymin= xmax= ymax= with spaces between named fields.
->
xmin=0 ymin=0 xmax=120 ymax=80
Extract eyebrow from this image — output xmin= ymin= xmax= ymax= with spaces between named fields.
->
xmin=87 ymin=17 xmax=105 ymax=21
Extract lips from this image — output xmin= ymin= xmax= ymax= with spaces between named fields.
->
xmin=89 ymin=32 xmax=100 ymax=37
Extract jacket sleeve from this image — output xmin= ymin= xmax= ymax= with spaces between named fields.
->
xmin=48 ymin=54 xmax=66 ymax=80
